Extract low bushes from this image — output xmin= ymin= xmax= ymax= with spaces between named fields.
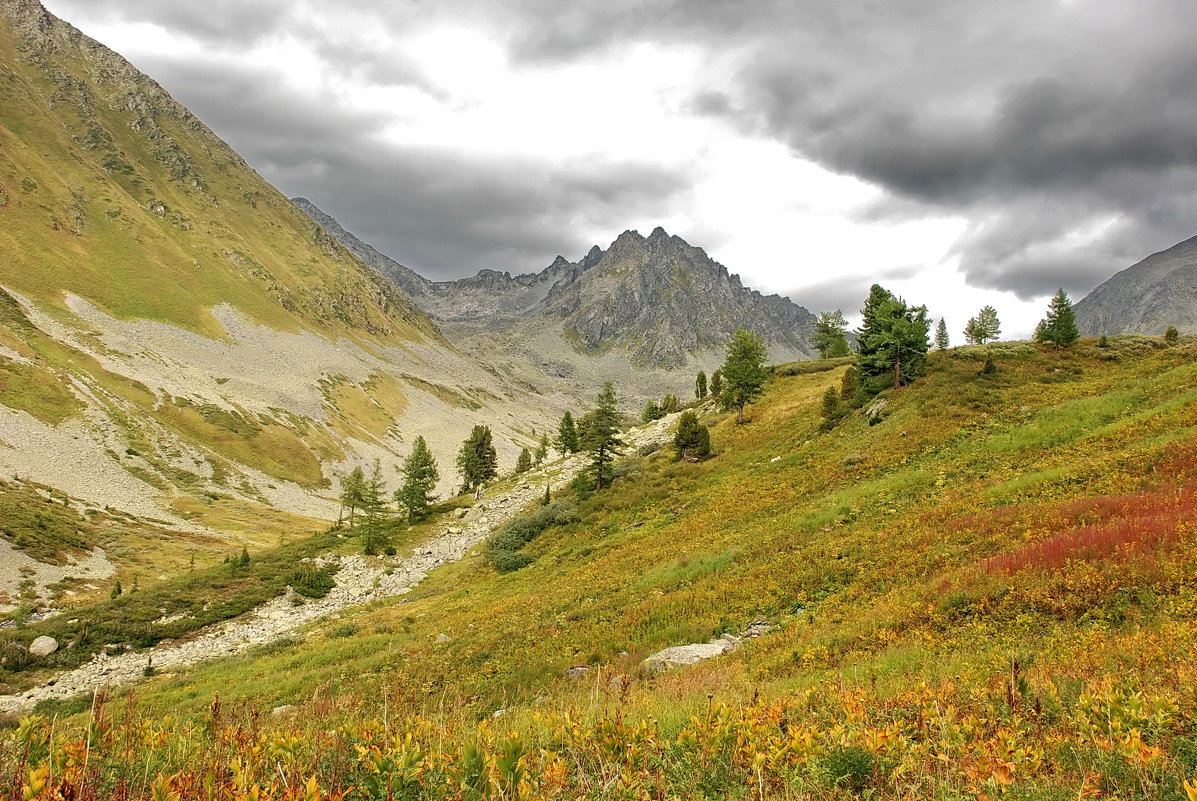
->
xmin=484 ymin=502 xmax=578 ymax=573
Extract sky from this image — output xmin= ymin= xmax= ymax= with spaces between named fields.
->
xmin=41 ymin=0 xmax=1197 ymax=340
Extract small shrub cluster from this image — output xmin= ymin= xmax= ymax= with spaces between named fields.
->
xmin=288 ymin=564 xmax=338 ymax=599
xmin=484 ymin=502 xmax=578 ymax=573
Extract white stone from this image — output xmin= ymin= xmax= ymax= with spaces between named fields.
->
xmin=29 ymin=636 xmax=58 ymax=657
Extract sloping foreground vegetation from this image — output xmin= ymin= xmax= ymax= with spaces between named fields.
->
xmin=4 ymin=337 xmax=1197 ymax=799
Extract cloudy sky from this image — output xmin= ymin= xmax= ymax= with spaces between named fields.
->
xmin=42 ymin=0 xmax=1197 ymax=339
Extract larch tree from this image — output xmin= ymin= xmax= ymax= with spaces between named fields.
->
xmin=810 ymin=310 xmax=851 ymax=358
xmin=719 ymin=328 xmax=768 ymax=423
xmin=456 ymin=425 xmax=498 ymax=493
xmin=934 ymin=318 xmax=949 ymax=350
xmin=583 ymin=382 xmax=622 ymax=490
xmin=1035 ymin=289 xmax=1078 ymax=350
xmin=855 ymin=284 xmax=930 ymax=394
xmin=395 ymin=435 xmax=438 ymax=524
xmin=339 ymin=466 xmax=367 ymax=528
xmin=555 ymin=411 xmax=579 ymax=456
xmin=695 ymin=370 xmax=708 ymax=399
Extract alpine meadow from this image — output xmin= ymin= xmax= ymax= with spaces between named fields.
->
xmin=2 ymin=1 xmax=1197 ymax=800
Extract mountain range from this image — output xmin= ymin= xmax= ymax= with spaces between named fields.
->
xmin=294 ymin=199 xmax=819 ymax=400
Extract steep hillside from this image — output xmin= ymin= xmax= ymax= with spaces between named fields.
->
xmin=0 ymin=2 xmax=563 ymax=610
xmin=1076 ymin=233 xmax=1197 ymax=336
xmin=5 ymin=335 xmax=1195 ymax=799
xmin=296 ymin=199 xmax=818 ymax=401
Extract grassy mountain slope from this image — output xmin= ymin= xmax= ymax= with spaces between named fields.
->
xmin=0 ymin=1 xmax=562 ymax=614
xmin=7 ymin=336 xmax=1196 ymax=799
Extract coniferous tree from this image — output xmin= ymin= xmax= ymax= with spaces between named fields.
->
xmin=695 ymin=371 xmax=708 ymax=399
xmin=1035 ymin=289 xmax=1078 ymax=350
xmin=659 ymin=394 xmax=681 ymax=414
xmin=840 ymin=365 xmax=859 ymax=404
xmin=555 ymin=411 xmax=579 ymax=455
xmin=641 ymin=400 xmax=662 ymax=424
xmin=583 ymin=382 xmax=622 ymax=490
xmin=515 ymin=447 xmax=532 ymax=474
xmin=965 ymin=306 xmax=1000 ymax=344
xmin=1165 ymin=325 xmax=1180 ymax=344
xmin=709 ymin=369 xmax=723 ymax=401
xmin=934 ymin=318 xmax=949 ymax=350
xmin=395 ymin=435 xmax=439 ymax=524
xmin=810 ymin=310 xmax=851 ymax=358
xmin=673 ymin=411 xmax=712 ymax=461
xmin=542 ymin=483 xmax=551 ymax=505
xmin=720 ymin=328 xmax=768 ymax=423
xmin=855 ymin=284 xmax=930 ymax=394
xmin=339 ymin=466 xmax=367 ymax=528
xmin=110 ymin=580 xmax=122 ymax=599
xmin=819 ymin=385 xmax=843 ymax=431
xmin=358 ymin=459 xmax=390 ymax=554
xmin=534 ymin=433 xmax=549 ymax=465
xmin=456 ymin=425 xmax=498 ymax=493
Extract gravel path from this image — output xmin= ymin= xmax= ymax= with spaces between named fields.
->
xmin=0 ymin=412 xmax=683 ymax=714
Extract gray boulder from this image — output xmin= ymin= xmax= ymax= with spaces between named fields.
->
xmin=29 ymin=636 xmax=58 ymax=657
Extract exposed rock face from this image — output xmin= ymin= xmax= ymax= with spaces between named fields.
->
xmin=1075 ymin=234 xmax=1197 ymax=336
xmin=294 ymin=201 xmax=820 ymax=395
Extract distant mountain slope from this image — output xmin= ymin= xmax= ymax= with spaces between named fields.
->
xmin=295 ymin=201 xmax=818 ymax=401
xmin=1075 ymin=234 xmax=1197 ymax=336
xmin=0 ymin=1 xmax=557 ymax=556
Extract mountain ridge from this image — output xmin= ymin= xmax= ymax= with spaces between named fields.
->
xmin=1075 ymin=233 xmax=1197 ymax=336
xmin=294 ymin=198 xmax=819 ymax=373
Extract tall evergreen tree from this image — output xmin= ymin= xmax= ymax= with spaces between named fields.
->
xmin=456 ymin=425 xmax=498 ymax=493
xmin=534 ymin=433 xmax=549 ymax=465
xmin=709 ymin=369 xmax=723 ymax=401
xmin=695 ymin=370 xmax=708 ymax=399
xmin=1035 ymin=289 xmax=1078 ymax=350
xmin=555 ymin=411 xmax=579 ymax=456
xmin=582 ymin=382 xmax=622 ymax=490
xmin=395 ymin=436 xmax=439 ymax=524
xmin=641 ymin=399 xmax=662 ymax=424
xmin=934 ymin=318 xmax=949 ymax=350
xmin=515 ymin=447 xmax=532 ymax=474
xmin=358 ymin=459 xmax=390 ymax=554
xmin=659 ymin=394 xmax=681 ymax=414
xmin=855 ymin=284 xmax=930 ymax=394
xmin=720 ymin=328 xmax=768 ymax=424
xmin=339 ymin=466 xmax=367 ymax=528
xmin=810 ymin=310 xmax=851 ymax=358
xmin=965 ymin=306 xmax=1000 ymax=344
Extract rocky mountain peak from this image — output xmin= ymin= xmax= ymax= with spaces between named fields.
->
xmin=1075 ymin=233 xmax=1197 ymax=336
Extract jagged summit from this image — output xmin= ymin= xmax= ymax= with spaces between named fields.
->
xmin=294 ymin=200 xmax=819 ymax=371
xmin=1075 ymin=234 xmax=1197 ymax=336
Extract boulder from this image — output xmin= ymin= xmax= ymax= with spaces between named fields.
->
xmin=435 ymin=633 xmax=452 ymax=643
xmin=29 ymin=636 xmax=58 ymax=657
xmin=643 ymin=640 xmax=734 ymax=672
xmin=563 ymin=665 xmax=591 ymax=677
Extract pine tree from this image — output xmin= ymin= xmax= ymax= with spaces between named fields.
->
xmin=840 ymin=365 xmax=859 ymax=404
xmin=641 ymin=400 xmax=662 ymax=424
xmin=659 ymin=394 xmax=681 ymax=414
xmin=395 ymin=435 xmax=439 ymax=524
xmin=515 ymin=447 xmax=532 ymax=474
xmin=1035 ymin=288 xmax=1078 ymax=350
xmin=709 ymin=369 xmax=723 ymax=401
xmin=555 ymin=412 xmax=579 ymax=455
xmin=695 ymin=371 xmax=708 ymax=399
xmin=582 ymin=382 xmax=622 ymax=490
xmin=542 ymin=484 xmax=551 ymax=505
xmin=855 ymin=284 xmax=931 ymax=394
xmin=673 ymin=411 xmax=712 ymax=461
xmin=110 ymin=580 xmax=122 ymax=599
xmin=810 ymin=310 xmax=851 ymax=358
xmin=534 ymin=433 xmax=549 ymax=465
xmin=965 ymin=306 xmax=1000 ymax=344
xmin=358 ymin=459 xmax=390 ymax=554
xmin=934 ymin=318 xmax=949 ymax=350
xmin=720 ymin=328 xmax=768 ymax=424
xmin=819 ymin=385 xmax=842 ymax=430
xmin=238 ymin=547 xmax=250 ymax=567
xmin=456 ymin=426 xmax=498 ymax=492
xmin=339 ymin=466 xmax=367 ymax=528
xmin=1165 ymin=325 xmax=1180 ymax=344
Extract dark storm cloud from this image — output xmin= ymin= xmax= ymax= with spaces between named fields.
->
xmin=492 ymin=0 xmax=1197 ymax=296
xmin=45 ymin=0 xmax=289 ymax=47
